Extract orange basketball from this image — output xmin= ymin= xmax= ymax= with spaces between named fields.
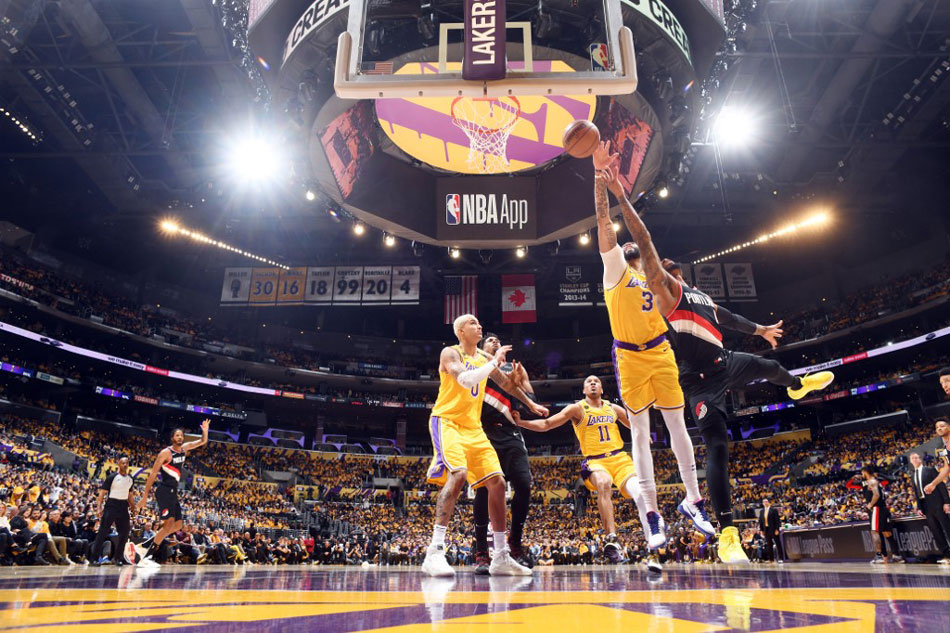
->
xmin=562 ymin=120 xmax=600 ymax=158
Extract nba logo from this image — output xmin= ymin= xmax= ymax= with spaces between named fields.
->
xmin=589 ymin=44 xmax=609 ymax=71
xmin=446 ymin=194 xmax=461 ymax=225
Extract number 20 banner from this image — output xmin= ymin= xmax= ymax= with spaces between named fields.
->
xmin=220 ymin=266 xmax=420 ymax=306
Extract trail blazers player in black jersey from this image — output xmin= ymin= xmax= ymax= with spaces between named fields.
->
xmin=135 ymin=419 xmax=209 ymax=565
xmin=593 ymin=159 xmax=833 ymax=563
xmin=472 ymin=333 xmax=536 ymax=572
xmin=848 ymin=467 xmax=904 ymax=564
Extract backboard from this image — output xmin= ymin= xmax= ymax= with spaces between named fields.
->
xmin=335 ymin=0 xmax=636 ymax=99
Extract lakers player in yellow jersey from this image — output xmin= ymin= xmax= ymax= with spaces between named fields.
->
xmin=591 ymin=143 xmax=715 ymax=550
xmin=516 ymin=376 xmax=660 ymax=572
xmin=423 ymin=313 xmax=548 ymax=577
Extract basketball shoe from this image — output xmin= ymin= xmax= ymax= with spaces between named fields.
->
xmin=422 ymin=544 xmax=455 ymax=577
xmin=473 ymin=551 xmax=490 ymax=576
xmin=788 ymin=371 xmax=834 ymax=400
xmin=717 ymin=527 xmax=750 ymax=564
xmin=488 ymin=547 xmax=532 ymax=576
xmin=646 ymin=511 xmax=667 ymax=549
xmin=677 ymin=499 xmax=715 ymax=538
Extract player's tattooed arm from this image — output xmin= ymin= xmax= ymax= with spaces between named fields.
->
xmin=516 ymin=403 xmax=578 ymax=432
xmin=593 ymin=169 xmax=617 ymax=252
xmin=492 ymin=368 xmax=549 ymax=417
xmin=603 ymin=164 xmax=679 ymax=313
xmin=867 ymin=480 xmax=880 ymax=510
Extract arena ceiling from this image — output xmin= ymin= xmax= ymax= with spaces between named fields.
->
xmin=0 ymin=0 xmax=948 ymax=279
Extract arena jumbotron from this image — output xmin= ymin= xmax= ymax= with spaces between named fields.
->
xmin=1 ymin=0 xmax=949 ymax=631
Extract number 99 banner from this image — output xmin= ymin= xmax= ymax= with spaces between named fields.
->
xmin=220 ymin=266 xmax=420 ymax=306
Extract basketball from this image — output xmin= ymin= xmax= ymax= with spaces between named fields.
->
xmin=562 ymin=120 xmax=600 ymax=158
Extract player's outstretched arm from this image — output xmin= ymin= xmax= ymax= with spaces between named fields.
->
xmin=603 ymin=165 xmax=680 ymax=315
xmin=716 ymin=306 xmax=784 ymax=349
xmin=182 ymin=419 xmax=210 ymax=452
xmin=490 ymin=367 xmax=549 ymax=417
xmin=136 ymin=449 xmax=169 ymax=513
xmin=516 ymin=403 xmax=579 ymax=433
xmin=592 ymin=144 xmax=619 ymax=255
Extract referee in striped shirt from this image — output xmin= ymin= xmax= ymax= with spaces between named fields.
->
xmin=90 ymin=456 xmax=135 ymax=566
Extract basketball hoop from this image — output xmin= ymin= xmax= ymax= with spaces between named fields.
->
xmin=450 ymin=96 xmax=521 ymax=173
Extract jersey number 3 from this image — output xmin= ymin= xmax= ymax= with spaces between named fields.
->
xmin=641 ymin=290 xmax=653 ymax=312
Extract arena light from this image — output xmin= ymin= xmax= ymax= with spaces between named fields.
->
xmin=657 ymin=183 xmax=670 ymax=199
xmin=693 ymin=210 xmax=832 ymax=264
xmin=449 ymin=247 xmax=461 ymax=259
xmin=159 ymin=219 xmax=288 ymax=269
xmin=383 ymin=233 xmax=396 ymax=247
xmin=579 ymin=232 xmax=591 ymax=245
xmin=353 ymin=222 xmax=365 ymax=236
xmin=515 ymin=246 xmax=527 ymax=258
xmin=714 ymin=106 xmax=757 ymax=146
xmin=305 ymin=189 xmax=316 ymax=201
xmin=611 ymin=221 xmax=621 ymax=232
xmin=227 ymin=134 xmax=284 ymax=183
xmin=0 ymin=106 xmax=39 ymax=142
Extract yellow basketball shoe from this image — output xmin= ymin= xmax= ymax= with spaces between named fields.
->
xmin=717 ymin=527 xmax=750 ymax=564
xmin=787 ymin=371 xmax=835 ymax=400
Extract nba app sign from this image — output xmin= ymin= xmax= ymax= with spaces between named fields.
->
xmin=437 ymin=177 xmax=536 ymax=241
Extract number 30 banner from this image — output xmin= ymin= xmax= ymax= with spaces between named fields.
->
xmin=221 ymin=266 xmax=420 ymax=306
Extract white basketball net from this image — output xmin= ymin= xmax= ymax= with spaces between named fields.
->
xmin=451 ymin=97 xmax=521 ymax=173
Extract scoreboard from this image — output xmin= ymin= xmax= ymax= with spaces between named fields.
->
xmin=221 ymin=266 xmax=420 ymax=306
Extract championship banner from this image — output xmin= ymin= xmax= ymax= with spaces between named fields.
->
xmin=724 ymin=263 xmax=757 ymax=301
xmin=558 ymin=264 xmax=595 ymax=306
xmin=693 ymin=263 xmax=726 ymax=299
xmin=221 ymin=266 xmax=420 ymax=306
xmin=679 ymin=263 xmax=693 ymax=288
xmin=502 ymin=274 xmax=536 ymax=324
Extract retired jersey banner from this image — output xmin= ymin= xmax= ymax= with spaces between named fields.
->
xmin=693 ymin=263 xmax=726 ymax=300
xmin=724 ymin=263 xmax=757 ymax=301
xmin=221 ymin=266 xmax=419 ymax=306
xmin=502 ymin=274 xmax=536 ymax=323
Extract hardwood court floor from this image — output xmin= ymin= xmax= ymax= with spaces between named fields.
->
xmin=1 ymin=562 xmax=948 ymax=631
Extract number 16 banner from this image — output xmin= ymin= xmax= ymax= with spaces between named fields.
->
xmin=502 ymin=274 xmax=536 ymax=323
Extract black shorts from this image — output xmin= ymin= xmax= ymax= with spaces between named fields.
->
xmin=681 ymin=350 xmax=775 ymax=430
xmin=870 ymin=506 xmax=891 ymax=533
xmin=155 ymin=485 xmax=182 ymax=522
xmin=482 ymin=423 xmax=532 ymax=487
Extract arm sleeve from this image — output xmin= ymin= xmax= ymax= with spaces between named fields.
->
xmin=600 ymin=245 xmax=627 ymax=289
xmin=100 ymin=473 xmax=115 ymax=492
xmin=456 ymin=359 xmax=498 ymax=389
xmin=716 ymin=306 xmax=759 ymax=335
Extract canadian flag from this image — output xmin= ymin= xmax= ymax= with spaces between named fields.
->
xmin=502 ymin=274 xmax=536 ymax=323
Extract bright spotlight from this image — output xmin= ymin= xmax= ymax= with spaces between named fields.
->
xmin=384 ymin=233 xmax=396 ymax=247
xmin=515 ymin=246 xmax=526 ymax=258
xmin=228 ymin=135 xmax=283 ymax=183
xmin=611 ymin=221 xmax=621 ymax=232
xmin=714 ymin=106 xmax=756 ymax=146
xmin=353 ymin=222 xmax=365 ymax=236
xmin=160 ymin=219 xmax=180 ymax=233
xmin=657 ymin=185 xmax=670 ymax=199
xmin=579 ymin=232 xmax=591 ymax=245
xmin=305 ymin=189 xmax=316 ymax=201
xmin=450 ymin=247 xmax=460 ymax=259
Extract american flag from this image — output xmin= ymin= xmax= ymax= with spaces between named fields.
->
xmin=444 ymin=275 xmax=478 ymax=324
xmin=362 ymin=61 xmax=394 ymax=75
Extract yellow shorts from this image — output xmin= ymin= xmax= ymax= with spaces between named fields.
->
xmin=426 ymin=415 xmax=503 ymax=489
xmin=612 ymin=340 xmax=684 ymax=414
xmin=581 ymin=451 xmax=637 ymax=497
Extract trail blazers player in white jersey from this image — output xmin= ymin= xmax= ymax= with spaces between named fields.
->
xmin=135 ymin=419 xmax=209 ymax=565
xmin=591 ymin=143 xmax=714 ymax=549
xmin=595 ymin=157 xmax=833 ymax=563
